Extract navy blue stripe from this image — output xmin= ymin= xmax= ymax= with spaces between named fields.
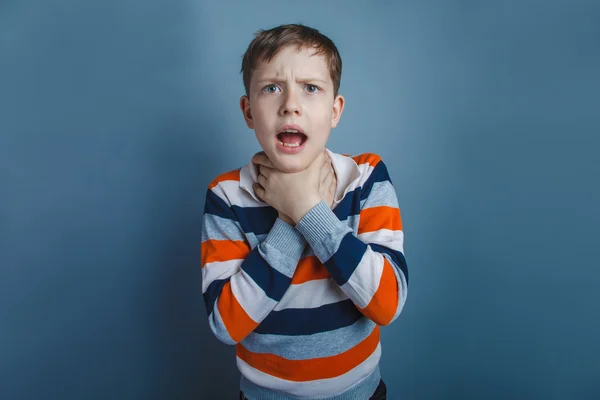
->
xmin=333 ymin=187 xmax=362 ymax=219
xmin=324 ymin=233 xmax=368 ymax=286
xmin=232 ymin=205 xmax=278 ymax=235
xmin=242 ymin=247 xmax=291 ymax=301
xmin=370 ymin=243 xmax=409 ymax=285
xmin=360 ymin=161 xmax=392 ymax=202
xmin=204 ymin=187 xmax=278 ymax=235
xmin=255 ymin=299 xmax=363 ymax=335
xmin=204 ymin=189 xmax=237 ymax=220
xmin=203 ymin=277 xmax=229 ymax=316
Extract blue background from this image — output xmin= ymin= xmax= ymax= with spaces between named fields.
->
xmin=1 ymin=1 xmax=599 ymax=399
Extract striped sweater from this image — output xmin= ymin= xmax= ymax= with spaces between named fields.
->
xmin=201 ymin=149 xmax=408 ymax=400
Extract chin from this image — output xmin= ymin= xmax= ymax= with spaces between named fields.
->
xmin=270 ymin=152 xmax=312 ymax=173
xmin=273 ymin=158 xmax=309 ymax=173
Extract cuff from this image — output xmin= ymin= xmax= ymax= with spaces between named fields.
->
xmin=263 ymin=217 xmax=307 ymax=261
xmin=295 ymin=201 xmax=351 ymax=262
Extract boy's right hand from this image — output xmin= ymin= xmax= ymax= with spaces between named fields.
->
xmin=319 ymin=154 xmax=337 ymax=209
xmin=252 ymin=151 xmax=337 ymax=220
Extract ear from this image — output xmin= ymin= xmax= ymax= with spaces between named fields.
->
xmin=240 ymin=95 xmax=254 ymax=129
xmin=330 ymin=94 xmax=345 ymax=128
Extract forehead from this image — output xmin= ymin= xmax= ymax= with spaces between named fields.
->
xmin=252 ymin=45 xmax=331 ymax=82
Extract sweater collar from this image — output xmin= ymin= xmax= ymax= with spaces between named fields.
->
xmin=239 ymin=148 xmax=361 ymax=205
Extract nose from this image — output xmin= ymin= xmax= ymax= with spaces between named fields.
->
xmin=279 ymin=88 xmax=301 ymax=116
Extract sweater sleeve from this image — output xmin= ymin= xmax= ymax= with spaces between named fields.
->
xmin=295 ymin=159 xmax=408 ymax=326
xmin=201 ymin=187 xmax=306 ymax=344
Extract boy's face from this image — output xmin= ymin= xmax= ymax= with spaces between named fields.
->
xmin=240 ymin=45 xmax=345 ymax=173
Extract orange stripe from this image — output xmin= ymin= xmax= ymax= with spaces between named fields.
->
xmin=358 ymin=206 xmax=402 ymax=234
xmin=291 ymin=256 xmax=330 ymax=284
xmin=208 ymin=169 xmax=240 ymax=189
xmin=217 ymin=281 xmax=259 ymax=343
xmin=359 ymin=259 xmax=399 ymax=326
xmin=352 ymin=153 xmax=381 ymax=167
xmin=237 ymin=326 xmax=380 ymax=381
xmin=201 ymin=240 xmax=250 ymax=266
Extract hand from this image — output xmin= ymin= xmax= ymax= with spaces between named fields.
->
xmin=252 ymin=151 xmax=337 ymax=212
xmin=252 ymin=150 xmax=331 ymax=223
xmin=251 ymin=152 xmax=295 ymax=224
xmin=319 ymin=155 xmax=337 ymax=209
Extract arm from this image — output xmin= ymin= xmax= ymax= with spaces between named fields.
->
xmin=201 ymin=188 xmax=306 ymax=344
xmin=295 ymin=159 xmax=408 ymax=326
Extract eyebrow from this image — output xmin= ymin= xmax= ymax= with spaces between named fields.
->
xmin=255 ymin=77 xmax=329 ymax=86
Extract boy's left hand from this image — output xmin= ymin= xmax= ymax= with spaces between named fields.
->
xmin=252 ymin=150 xmax=332 ymax=224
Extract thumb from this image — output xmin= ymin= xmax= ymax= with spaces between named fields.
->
xmin=312 ymin=149 xmax=328 ymax=170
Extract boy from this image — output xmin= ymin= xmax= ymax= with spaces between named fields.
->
xmin=201 ymin=24 xmax=408 ymax=399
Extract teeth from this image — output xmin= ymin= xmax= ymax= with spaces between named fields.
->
xmin=281 ymin=129 xmax=299 ymax=133
xmin=278 ymin=140 xmax=300 ymax=147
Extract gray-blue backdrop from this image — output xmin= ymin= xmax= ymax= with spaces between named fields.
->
xmin=1 ymin=1 xmax=598 ymax=399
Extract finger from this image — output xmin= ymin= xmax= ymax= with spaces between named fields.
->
xmin=253 ymin=183 xmax=265 ymax=201
xmin=318 ymin=153 xmax=331 ymax=175
xmin=321 ymin=168 xmax=332 ymax=184
xmin=252 ymin=152 xmax=274 ymax=168
xmin=254 ymin=157 xmax=274 ymax=169
xmin=324 ymin=170 xmax=334 ymax=188
xmin=321 ymin=159 xmax=334 ymax=181
xmin=322 ymin=152 xmax=334 ymax=170
xmin=319 ymin=162 xmax=330 ymax=181
xmin=251 ymin=151 xmax=265 ymax=163
xmin=259 ymin=165 xmax=274 ymax=177
xmin=257 ymin=172 xmax=268 ymax=187
xmin=320 ymin=149 xmax=329 ymax=163
xmin=329 ymin=175 xmax=336 ymax=192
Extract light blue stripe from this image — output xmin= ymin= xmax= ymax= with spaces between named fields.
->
xmin=240 ymin=365 xmax=381 ymax=400
xmin=254 ymin=233 xmax=267 ymax=244
xmin=208 ymin=301 xmax=235 ymax=345
xmin=201 ymin=213 xmax=245 ymax=242
xmin=298 ymin=215 xmax=359 ymax=259
xmin=345 ymin=213 xmax=360 ymax=233
xmin=241 ymin=317 xmax=377 ymax=359
xmin=359 ymin=180 xmax=399 ymax=209
xmin=296 ymin=201 xmax=352 ymax=263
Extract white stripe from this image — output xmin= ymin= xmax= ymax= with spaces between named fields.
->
xmin=342 ymin=248 xmax=384 ymax=309
xmin=202 ymin=258 xmax=242 ymax=293
xmin=274 ymin=278 xmax=348 ymax=311
xmin=212 ymin=180 xmax=267 ymax=208
xmin=237 ymin=343 xmax=381 ymax=398
xmin=350 ymin=163 xmax=375 ymax=192
xmin=329 ymin=150 xmax=360 ymax=204
xmin=389 ymin=254 xmax=408 ymax=323
xmin=357 ymin=229 xmax=405 ymax=253
xmin=230 ymin=268 xmax=277 ymax=323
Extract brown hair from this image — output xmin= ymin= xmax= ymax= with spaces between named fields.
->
xmin=241 ymin=24 xmax=342 ymax=98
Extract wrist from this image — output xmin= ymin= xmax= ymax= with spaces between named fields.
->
xmin=278 ymin=212 xmax=294 ymax=225
xmin=290 ymin=195 xmax=322 ymax=224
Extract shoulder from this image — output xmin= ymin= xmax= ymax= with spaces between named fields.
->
xmin=347 ymin=152 xmax=389 ymax=182
xmin=344 ymin=152 xmax=394 ymax=196
xmin=349 ymin=152 xmax=383 ymax=168
xmin=205 ymin=167 xmax=244 ymax=209
xmin=208 ymin=168 xmax=242 ymax=190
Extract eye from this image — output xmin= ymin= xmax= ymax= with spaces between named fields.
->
xmin=305 ymin=84 xmax=321 ymax=93
xmin=263 ymin=84 xmax=280 ymax=94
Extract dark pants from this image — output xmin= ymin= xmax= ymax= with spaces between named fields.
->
xmin=240 ymin=379 xmax=387 ymax=400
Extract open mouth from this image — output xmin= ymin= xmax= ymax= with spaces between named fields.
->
xmin=276 ymin=130 xmax=308 ymax=148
